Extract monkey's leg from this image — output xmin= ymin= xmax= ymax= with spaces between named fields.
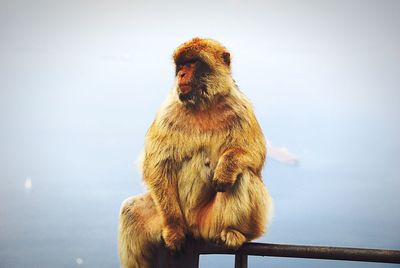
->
xmin=143 ymin=157 xmax=187 ymax=252
xmin=118 ymin=193 xmax=162 ymax=268
xmin=216 ymin=170 xmax=272 ymax=249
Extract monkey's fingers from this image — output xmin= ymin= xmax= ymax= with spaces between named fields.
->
xmin=212 ymin=177 xmax=234 ymax=192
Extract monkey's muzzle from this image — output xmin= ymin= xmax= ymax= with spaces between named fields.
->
xmin=179 ymin=84 xmax=192 ymax=94
xmin=178 ymin=84 xmax=194 ymax=102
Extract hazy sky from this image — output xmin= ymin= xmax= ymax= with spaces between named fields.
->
xmin=1 ymin=1 xmax=399 ymax=267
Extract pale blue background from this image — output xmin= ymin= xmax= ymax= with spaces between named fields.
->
xmin=1 ymin=1 xmax=399 ymax=267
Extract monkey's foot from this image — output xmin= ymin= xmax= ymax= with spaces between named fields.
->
xmin=161 ymin=225 xmax=186 ymax=252
xmin=216 ymin=228 xmax=246 ymax=249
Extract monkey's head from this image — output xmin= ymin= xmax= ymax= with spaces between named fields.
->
xmin=173 ymin=37 xmax=233 ymax=109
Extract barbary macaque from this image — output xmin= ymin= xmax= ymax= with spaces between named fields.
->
xmin=119 ymin=37 xmax=273 ymax=268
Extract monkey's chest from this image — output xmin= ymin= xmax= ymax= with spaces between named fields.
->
xmin=176 ymin=147 xmax=218 ymax=209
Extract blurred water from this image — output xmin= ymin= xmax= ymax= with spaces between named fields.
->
xmin=1 ymin=1 xmax=399 ymax=267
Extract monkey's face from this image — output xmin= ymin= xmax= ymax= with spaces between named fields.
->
xmin=175 ymin=58 xmax=210 ymax=108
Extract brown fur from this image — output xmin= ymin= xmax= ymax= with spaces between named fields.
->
xmin=118 ymin=37 xmax=273 ymax=268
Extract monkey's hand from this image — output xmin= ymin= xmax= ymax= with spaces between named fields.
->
xmin=213 ymin=150 xmax=243 ymax=192
xmin=161 ymin=224 xmax=186 ymax=252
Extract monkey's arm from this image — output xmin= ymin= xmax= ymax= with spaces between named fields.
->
xmin=142 ymin=148 xmax=186 ymax=251
xmin=213 ymin=123 xmax=266 ymax=192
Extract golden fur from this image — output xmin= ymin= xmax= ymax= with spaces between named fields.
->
xmin=119 ymin=37 xmax=272 ymax=268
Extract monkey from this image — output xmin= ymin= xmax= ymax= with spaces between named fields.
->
xmin=118 ymin=37 xmax=273 ymax=268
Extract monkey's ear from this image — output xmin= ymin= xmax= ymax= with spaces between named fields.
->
xmin=222 ymin=52 xmax=231 ymax=66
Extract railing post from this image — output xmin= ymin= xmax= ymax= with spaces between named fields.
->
xmin=154 ymin=237 xmax=201 ymax=268
xmin=234 ymin=253 xmax=248 ymax=268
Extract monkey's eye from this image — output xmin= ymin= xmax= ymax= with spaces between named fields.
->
xmin=186 ymin=59 xmax=199 ymax=65
xmin=176 ymin=59 xmax=199 ymax=72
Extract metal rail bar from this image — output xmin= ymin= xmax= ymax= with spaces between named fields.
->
xmin=156 ymin=241 xmax=400 ymax=267
xmin=200 ymin=242 xmax=400 ymax=266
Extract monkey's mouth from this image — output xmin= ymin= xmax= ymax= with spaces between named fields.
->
xmin=179 ymin=84 xmax=192 ymax=95
xmin=178 ymin=84 xmax=196 ymax=103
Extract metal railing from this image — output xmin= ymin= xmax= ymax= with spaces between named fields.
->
xmin=154 ymin=239 xmax=400 ymax=268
